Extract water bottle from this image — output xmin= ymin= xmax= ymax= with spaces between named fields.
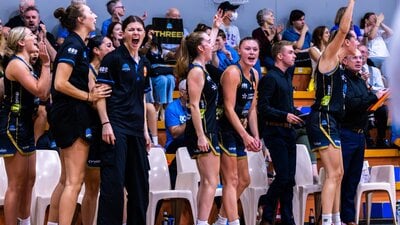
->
xmin=396 ymin=201 xmax=400 ymax=224
xmin=168 ymin=215 xmax=175 ymax=225
xmin=309 ymin=208 xmax=315 ymax=225
xmin=162 ymin=211 xmax=169 ymax=225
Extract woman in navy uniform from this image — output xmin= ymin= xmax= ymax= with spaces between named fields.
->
xmin=81 ymin=35 xmax=115 ymax=225
xmin=215 ymin=37 xmax=261 ymax=225
xmin=306 ymin=1 xmax=358 ymax=225
xmin=174 ymin=11 xmax=223 ymax=225
xmin=0 ymin=26 xmax=51 ymax=225
xmin=50 ymin=4 xmax=110 ymax=225
xmin=95 ymin=15 xmax=152 ymax=225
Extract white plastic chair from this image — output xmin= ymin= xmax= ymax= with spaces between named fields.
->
xmin=355 ymin=165 xmax=397 ymax=225
xmin=0 ymin=157 xmax=7 ymax=206
xmin=293 ymin=144 xmax=322 ymax=225
xmin=239 ymin=150 xmax=269 ymax=225
xmin=32 ymin=150 xmax=87 ymax=225
xmin=175 ymin=146 xmax=223 ymax=215
xmin=147 ymin=146 xmax=196 ymax=225
xmin=31 ymin=149 xmax=62 ymax=225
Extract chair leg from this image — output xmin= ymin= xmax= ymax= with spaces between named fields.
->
xmin=354 ymin=190 xmax=362 ymax=224
xmin=300 ymin=193 xmax=308 ymax=225
xmin=388 ymin=190 xmax=397 ymax=225
xmin=366 ymin=192 xmax=373 ymax=225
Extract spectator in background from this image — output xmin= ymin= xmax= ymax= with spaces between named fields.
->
xmin=359 ymin=44 xmax=390 ymax=148
xmin=23 ymin=6 xmax=57 ymax=62
xmin=330 ymin=6 xmax=363 ymax=41
xmin=106 ymin=21 xmax=123 ymax=48
xmin=194 ymin=23 xmax=212 ymax=35
xmin=160 ymin=7 xmax=189 ymax=61
xmin=0 ymin=19 xmax=5 ymax=102
xmin=143 ymin=24 xmax=175 ymax=121
xmin=3 ymin=0 xmax=36 ymax=36
xmin=101 ymin=0 xmax=125 ymax=36
xmin=165 ymin=79 xmax=188 ymax=188
xmin=218 ymin=1 xmax=240 ymax=49
xmin=340 ymin=49 xmax=385 ymax=225
xmin=360 ymin=12 xmax=393 ymax=75
xmin=211 ymin=29 xmax=239 ymax=71
xmin=252 ymin=8 xmax=283 ymax=70
xmin=308 ymin=26 xmax=330 ymax=91
xmin=282 ymin=9 xmax=312 ymax=67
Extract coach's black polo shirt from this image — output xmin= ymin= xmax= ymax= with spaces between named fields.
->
xmin=97 ymin=44 xmax=151 ymax=137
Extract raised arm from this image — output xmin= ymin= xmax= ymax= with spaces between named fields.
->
xmin=319 ymin=0 xmax=355 ymax=73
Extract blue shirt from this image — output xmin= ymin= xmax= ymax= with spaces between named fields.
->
xmin=164 ymin=99 xmax=187 ymax=148
xmin=216 ymin=44 xmax=240 ymax=71
xmin=282 ymin=27 xmax=312 ymax=49
xmin=101 ymin=18 xmax=112 ymax=36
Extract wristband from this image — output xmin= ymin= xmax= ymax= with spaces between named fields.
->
xmin=102 ymin=121 xmax=110 ymax=126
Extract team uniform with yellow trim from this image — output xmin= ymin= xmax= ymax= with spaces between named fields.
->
xmin=0 ymin=56 xmax=38 ymax=156
xmin=185 ymin=64 xmax=221 ymax=158
xmin=307 ymin=64 xmax=347 ymax=151
xmin=218 ymin=64 xmax=256 ymax=158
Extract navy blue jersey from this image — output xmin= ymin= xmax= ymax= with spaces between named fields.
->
xmin=96 ymin=44 xmax=151 ymax=137
xmin=186 ymin=64 xmax=219 ymax=136
xmin=311 ymin=64 xmax=347 ymax=120
xmin=52 ymin=32 xmax=90 ymax=103
xmin=219 ymin=64 xmax=256 ymax=131
xmin=0 ymin=56 xmax=38 ymax=152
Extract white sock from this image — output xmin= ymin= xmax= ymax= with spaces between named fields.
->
xmin=196 ymin=219 xmax=209 ymax=225
xmin=152 ymin=135 xmax=158 ymax=145
xmin=18 ymin=217 xmax=30 ymax=225
xmin=228 ymin=219 xmax=240 ymax=225
xmin=214 ymin=214 xmax=228 ymax=225
xmin=321 ymin=213 xmax=332 ymax=225
xmin=47 ymin=222 xmax=58 ymax=225
xmin=332 ymin=212 xmax=341 ymax=225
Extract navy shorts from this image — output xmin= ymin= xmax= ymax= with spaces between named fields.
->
xmin=186 ymin=132 xmax=221 ymax=158
xmin=219 ymin=131 xmax=247 ymax=158
xmin=306 ymin=111 xmax=341 ymax=151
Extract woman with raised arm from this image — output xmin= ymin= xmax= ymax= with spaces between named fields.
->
xmin=50 ymin=4 xmax=110 ymax=225
xmin=0 ymin=26 xmax=51 ymax=225
xmin=174 ymin=11 xmax=222 ymax=225
xmin=306 ymin=1 xmax=358 ymax=225
xmin=214 ymin=37 xmax=261 ymax=225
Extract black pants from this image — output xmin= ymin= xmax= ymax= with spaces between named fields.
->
xmin=97 ymin=132 xmax=150 ymax=225
xmin=340 ymin=128 xmax=365 ymax=223
xmin=261 ymin=127 xmax=297 ymax=225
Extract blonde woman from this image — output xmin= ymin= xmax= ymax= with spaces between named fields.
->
xmin=0 ymin=26 xmax=51 ymax=225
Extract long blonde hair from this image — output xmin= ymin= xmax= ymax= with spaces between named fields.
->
xmin=174 ymin=31 xmax=206 ymax=79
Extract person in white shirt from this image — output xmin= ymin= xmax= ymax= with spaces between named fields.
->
xmin=218 ymin=1 xmax=240 ymax=49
